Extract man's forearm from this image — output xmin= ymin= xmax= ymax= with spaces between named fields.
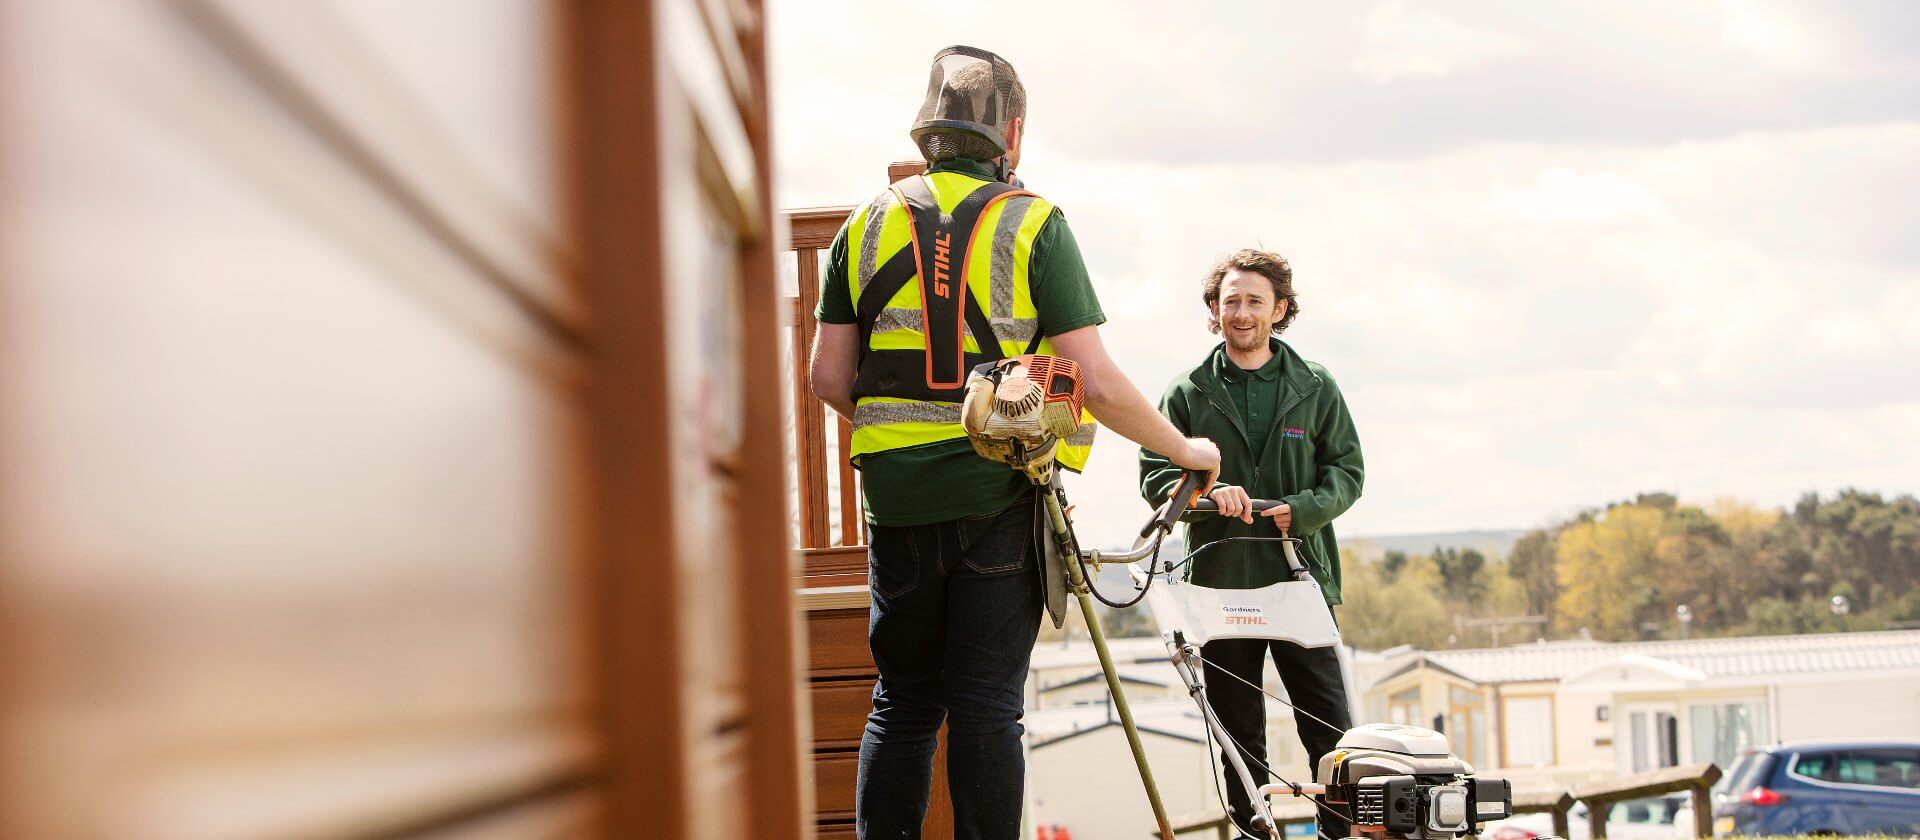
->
xmin=820 ymin=391 xmax=855 ymax=421
xmin=808 ymin=322 xmax=859 ymax=421
xmin=1085 ymin=379 xmax=1193 ymax=465
xmin=1051 ymin=326 xmax=1200 ymax=465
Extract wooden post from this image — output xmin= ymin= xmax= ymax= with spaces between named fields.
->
xmin=836 ymin=418 xmax=860 ymax=545
xmin=793 ymin=245 xmax=829 ymax=546
xmin=1512 ymin=789 xmax=1577 ymax=839
xmin=1689 ymin=783 xmax=1714 ymax=840
xmin=888 ymin=159 xmax=929 ymax=182
xmin=1589 ymin=800 xmax=1610 ymax=840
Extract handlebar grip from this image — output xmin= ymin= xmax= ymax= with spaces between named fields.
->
xmin=1144 ymin=470 xmax=1208 ymax=538
xmin=1188 ymin=499 xmax=1282 ymax=513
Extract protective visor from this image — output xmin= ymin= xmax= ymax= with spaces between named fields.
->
xmin=910 ymin=46 xmax=1018 ymax=162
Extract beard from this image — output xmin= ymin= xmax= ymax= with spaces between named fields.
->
xmin=1225 ymin=324 xmax=1270 ymax=353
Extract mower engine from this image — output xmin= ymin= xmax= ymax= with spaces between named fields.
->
xmin=1316 ymin=724 xmax=1512 ymax=840
xmin=960 ymin=355 xmax=1086 ymax=484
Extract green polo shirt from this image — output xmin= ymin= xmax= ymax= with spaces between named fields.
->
xmin=816 ymin=158 xmax=1105 ymax=525
xmin=1221 ymin=346 xmax=1284 ymax=457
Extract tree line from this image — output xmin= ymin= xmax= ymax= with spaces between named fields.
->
xmin=1341 ymin=489 xmax=1920 ymax=650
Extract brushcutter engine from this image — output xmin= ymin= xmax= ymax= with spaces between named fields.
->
xmin=960 ymin=354 xmax=1087 ymax=485
xmin=1307 ymin=724 xmax=1512 ymax=839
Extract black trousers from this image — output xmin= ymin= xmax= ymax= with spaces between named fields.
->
xmin=1202 ymin=636 xmax=1353 ymax=839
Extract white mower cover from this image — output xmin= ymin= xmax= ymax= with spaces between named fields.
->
xmin=1135 ymin=569 xmax=1341 ymax=648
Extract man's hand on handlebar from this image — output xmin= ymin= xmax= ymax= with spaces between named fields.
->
xmin=1171 ymin=438 xmax=1220 ymax=494
xmin=1202 ymin=489 xmax=1293 ymax=532
xmin=1209 ymin=485 xmax=1254 ymax=524
xmin=1258 ymin=503 xmax=1292 ymax=532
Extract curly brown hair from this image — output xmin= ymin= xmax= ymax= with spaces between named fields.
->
xmin=1202 ymin=248 xmax=1299 ymax=335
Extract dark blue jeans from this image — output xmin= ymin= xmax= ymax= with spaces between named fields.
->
xmin=857 ymin=496 xmax=1042 ymax=840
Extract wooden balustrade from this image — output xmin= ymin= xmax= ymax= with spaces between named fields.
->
xmin=1572 ymin=762 xmax=1721 ymax=840
xmin=785 ymin=206 xmax=863 ymax=556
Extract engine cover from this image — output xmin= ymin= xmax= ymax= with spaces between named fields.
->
xmin=960 ymin=355 xmax=1086 ymax=484
xmin=1316 ymin=724 xmax=1513 ymax=840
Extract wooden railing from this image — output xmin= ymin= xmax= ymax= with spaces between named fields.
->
xmin=784 ymin=162 xmax=929 ymax=587
xmin=1573 ymin=762 xmax=1720 ymax=840
xmin=1165 ymin=800 xmax=1317 ymax=839
xmin=784 ymin=206 xmax=865 ymax=585
xmin=1511 ymin=789 xmax=1577 ymax=838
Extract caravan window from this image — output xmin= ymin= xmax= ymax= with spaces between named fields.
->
xmin=1687 ymin=700 xmax=1769 ymax=769
xmin=1503 ymin=696 xmax=1554 ymax=767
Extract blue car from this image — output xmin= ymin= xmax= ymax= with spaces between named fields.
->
xmin=1714 ymin=740 xmax=1920 ymax=836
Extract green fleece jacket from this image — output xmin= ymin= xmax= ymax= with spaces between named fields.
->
xmin=1138 ymin=338 xmax=1364 ymax=604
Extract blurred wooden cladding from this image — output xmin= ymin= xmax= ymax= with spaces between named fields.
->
xmin=0 ymin=0 xmax=801 ymax=837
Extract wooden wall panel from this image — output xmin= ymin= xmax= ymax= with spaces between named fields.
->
xmin=0 ymin=1 xmax=593 ymax=837
xmin=0 ymin=0 xmax=804 ymax=836
xmin=570 ymin=0 xmax=804 ymax=838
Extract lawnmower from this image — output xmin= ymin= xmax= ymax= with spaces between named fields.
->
xmin=962 ymin=355 xmax=1515 ymax=840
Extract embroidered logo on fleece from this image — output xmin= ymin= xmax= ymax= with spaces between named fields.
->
xmin=1282 ymin=427 xmax=1307 ymax=441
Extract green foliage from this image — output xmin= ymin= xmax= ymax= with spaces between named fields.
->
xmin=1338 ymin=488 xmax=1920 ymax=650
xmin=1431 ymin=545 xmax=1488 ymax=601
xmin=1094 ymin=599 xmax=1157 ymax=638
xmin=1554 ymin=505 xmax=1667 ymax=640
xmin=1381 ymin=550 xmax=1409 ymax=583
xmin=1506 ymin=530 xmax=1559 ymax=622
xmin=1341 ymin=553 xmax=1453 ymax=650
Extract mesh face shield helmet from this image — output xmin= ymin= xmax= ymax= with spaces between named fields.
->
xmin=910 ymin=45 xmax=1021 ymax=163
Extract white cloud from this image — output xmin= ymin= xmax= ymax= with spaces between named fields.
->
xmin=1351 ymin=2 xmax=1531 ymax=84
xmin=1040 ymin=124 xmax=1920 ymax=538
xmin=1492 ymin=168 xmax=1672 ymax=226
xmin=1721 ymin=0 xmax=1815 ymax=68
xmin=771 ymin=3 xmax=1920 ymax=541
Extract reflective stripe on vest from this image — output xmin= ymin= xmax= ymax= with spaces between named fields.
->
xmin=844 ymin=172 xmax=1096 ymax=470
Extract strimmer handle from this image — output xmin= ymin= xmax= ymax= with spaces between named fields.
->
xmin=1144 ymin=470 xmax=1208 ymax=539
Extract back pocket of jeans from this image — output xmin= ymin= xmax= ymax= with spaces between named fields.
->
xmin=867 ymin=525 xmax=921 ymax=599
xmin=959 ymin=505 xmax=1035 ymax=575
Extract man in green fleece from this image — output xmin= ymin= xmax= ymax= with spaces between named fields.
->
xmin=1139 ymin=247 xmax=1364 ymax=839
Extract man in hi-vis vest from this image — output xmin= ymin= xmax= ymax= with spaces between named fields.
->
xmin=809 ymin=46 xmax=1221 ymax=840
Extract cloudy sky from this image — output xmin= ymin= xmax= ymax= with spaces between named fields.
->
xmin=769 ymin=1 xmax=1920 ymax=542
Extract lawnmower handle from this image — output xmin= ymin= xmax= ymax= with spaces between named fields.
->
xmin=1143 ymin=470 xmax=1208 ymax=538
xmin=1188 ymin=498 xmax=1282 ymax=513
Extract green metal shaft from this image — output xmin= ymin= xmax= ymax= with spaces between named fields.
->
xmin=1044 ymin=489 xmax=1175 ymax=840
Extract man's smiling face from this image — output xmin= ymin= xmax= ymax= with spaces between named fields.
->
xmin=1215 ymin=268 xmax=1286 ymax=353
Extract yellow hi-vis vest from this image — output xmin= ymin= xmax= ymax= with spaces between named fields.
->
xmin=844 ymin=171 xmax=1096 ymax=470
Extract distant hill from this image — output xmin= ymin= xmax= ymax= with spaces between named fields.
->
xmin=1343 ymin=529 xmax=1528 ymax=562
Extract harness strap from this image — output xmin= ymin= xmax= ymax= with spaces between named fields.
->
xmin=887 ymin=175 xmax=1033 ymax=390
